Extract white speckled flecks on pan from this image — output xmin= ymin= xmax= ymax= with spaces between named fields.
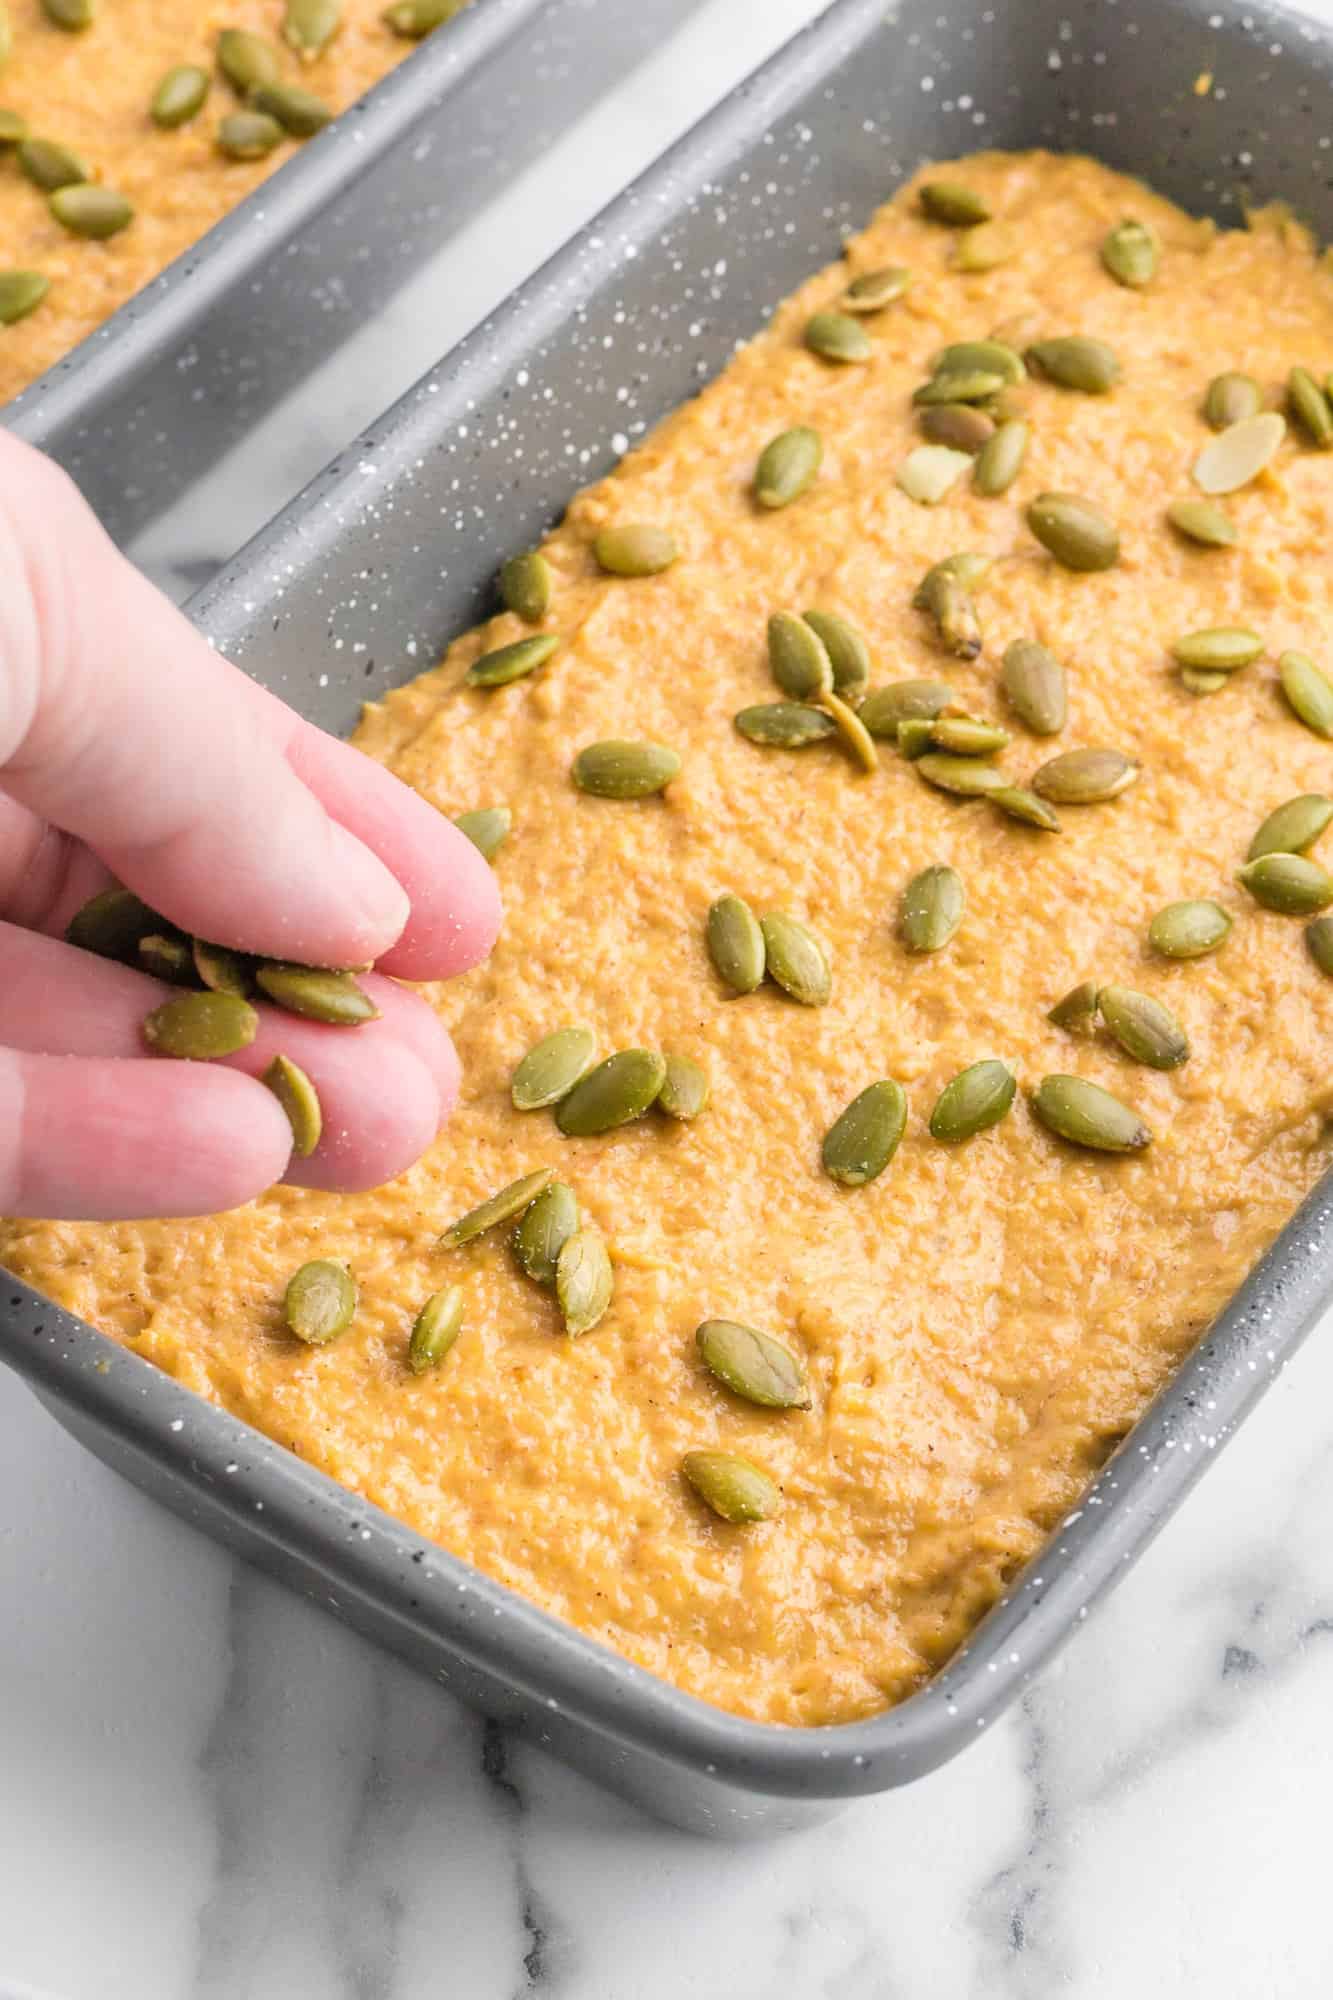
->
xmin=5 ymin=0 xmax=1333 ymax=1837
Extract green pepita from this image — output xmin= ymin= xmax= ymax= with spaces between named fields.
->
xmin=49 ymin=184 xmax=133 ymax=237
xmin=989 ymin=785 xmax=1061 ymax=831
xmin=1097 ymin=985 xmax=1189 ymax=1070
xmin=19 ymin=137 xmax=88 ymax=190
xmin=860 ymin=680 xmax=954 ymax=736
xmin=284 ymin=1259 xmax=356 ymax=1345
xmin=1236 ymin=852 xmax=1333 ymax=915
xmin=919 ymin=403 xmax=996 ymax=452
xmin=467 ymin=632 xmax=559 ymax=688
xmin=899 ymin=863 xmax=964 ymax=953
xmin=1288 ymin=366 xmax=1333 ymax=448
xmin=217 ymin=110 xmax=283 ymax=159
xmin=707 ymin=893 xmax=766 ymax=995
xmin=929 ymin=1059 xmax=1016 ymax=1141
xmin=66 ymin=887 xmax=157 ymax=962
xmin=682 ymin=1450 xmax=778 ymax=1524
xmin=555 ymin=1226 xmax=613 ymax=1336
xmin=973 ymin=417 xmax=1030 ymax=496
xmin=1100 ymin=218 xmax=1157 ymax=288
xmin=283 ymin=0 xmax=343 ymax=57
xmin=572 ymin=740 xmax=681 ymax=798
xmin=1305 ymin=916 xmax=1333 ymax=978
xmin=141 ymin=990 xmax=258 ymax=1060
xmin=913 ymin=369 xmax=1007 ymax=407
xmin=1192 ymin=412 xmax=1286 ymax=494
xmin=896 ymin=718 xmax=936 ymax=759
xmin=759 ymin=912 xmax=831 ymax=1006
xmin=512 ymin=1181 xmax=579 ymax=1286
xmin=0 ymin=270 xmax=49 ymax=325
xmin=1278 ymin=651 xmax=1333 ymax=738
xmin=658 ymin=1054 xmax=710 ymax=1121
xmin=442 ymin=1167 xmax=555 ymax=1247
xmin=928 ymin=714 xmax=1009 ymax=757
xmin=823 ymin=689 xmax=878 ymax=773
xmin=263 ymin=1053 xmax=323 ymax=1157
xmin=217 ymin=27 xmax=281 ymax=94
xmin=696 ymin=1320 xmax=810 ymax=1409
xmin=768 ymin=610 xmax=833 ymax=699
xmin=734 ymin=702 xmax=838 ymax=748
xmin=1180 ymin=668 xmax=1229 ymax=697
xmin=151 ymin=65 xmax=211 ymax=128
xmin=255 ymin=963 xmax=378 ymax=1024
xmin=1031 ymin=747 xmax=1139 ymax=804
xmin=1147 ymin=899 xmax=1232 ymax=959
xmin=1026 ymin=491 xmax=1120 ymax=570
xmin=383 ymin=0 xmax=464 ymax=36
xmin=1026 ymin=336 xmax=1120 ymax=393
xmin=915 ymin=753 xmax=1010 ymax=798
xmin=593 ymin=523 xmax=678 ymax=576
xmin=555 ymin=1050 xmax=667 ymax=1136
xmin=754 ymin=426 xmax=822 ymax=509
xmin=1170 ymin=626 xmax=1263 ymax=672
xmin=511 ymin=1026 xmax=597 ymax=1111
xmin=1166 ymin=498 xmax=1237 ymax=547
xmin=453 ymin=805 xmax=511 ymax=860
xmin=1001 ymin=638 xmax=1067 ymax=736
xmin=919 ymin=180 xmax=991 ymax=226
xmin=1048 ymin=979 xmax=1101 ymax=1029
xmin=408 ymin=1285 xmax=464 ymax=1372
xmin=187 ymin=939 xmax=250 ymax=996
xmin=1204 ymin=372 xmax=1262 ymax=430
xmin=804 ymin=311 xmax=872 ymax=363
xmin=1247 ymin=794 xmax=1333 ymax=861
xmin=916 ymin=564 xmax=982 ymax=657
xmin=840 ymin=264 xmax=911 ymax=312
xmin=934 ymin=340 xmax=1025 ymax=385
xmin=802 ymin=610 xmax=870 ymax=699
xmin=955 ymin=220 xmax=1015 ymax=272
xmin=1032 ymin=1075 xmax=1151 ymax=1153
xmin=498 ymin=550 xmax=552 ymax=623
xmin=821 ymin=1079 xmax=907 ymax=1186
xmin=248 ymin=80 xmax=333 ymax=138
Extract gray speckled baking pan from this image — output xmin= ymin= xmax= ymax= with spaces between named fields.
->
xmin=5 ymin=0 xmax=1333 ymax=1837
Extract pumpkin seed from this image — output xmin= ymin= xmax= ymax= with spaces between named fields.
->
xmin=217 ymin=27 xmax=280 ymax=94
xmin=141 ymin=990 xmax=258 ymax=1059
xmin=840 ymin=264 xmax=911 ymax=312
xmin=408 ymin=1285 xmax=463 ymax=1372
xmin=1305 ymin=916 xmax=1333 ymax=978
xmin=556 ymin=1226 xmax=613 ymax=1336
xmin=262 ymin=1053 xmax=323 ymax=1156
xmin=920 ymin=403 xmax=996 ymax=452
xmin=916 ymin=566 xmax=982 ymax=658
xmin=1166 ymin=498 xmax=1237 ymax=547
xmin=498 ymin=550 xmax=551 ymax=623
xmin=1288 ymin=366 xmax=1333 ymax=448
xmin=40 ymin=0 xmax=91 ymax=27
xmin=467 ymin=632 xmax=559 ymax=688
xmin=185 ymin=940 xmax=247 ymax=998
xmin=860 ymin=680 xmax=954 ymax=736
xmin=593 ymin=523 xmax=678 ymax=576
xmin=136 ymin=934 xmax=192 ymax=983
xmin=383 ymin=0 xmax=463 ymax=36
xmin=1026 ymin=492 xmax=1119 ymax=570
xmin=1048 ymin=979 xmax=1100 ymax=1029
xmin=915 ymin=753 xmax=1010 ymax=798
xmin=1100 ymin=218 xmax=1157 ymax=287
xmin=822 ymin=1079 xmax=907 ymax=1186
xmin=19 ymin=137 xmax=88 ymax=190
xmin=0 ymin=112 xmax=29 ymax=146
xmin=1031 ymin=747 xmax=1138 ymax=804
xmin=1278 ymin=651 xmax=1333 ymax=737
xmin=1097 ymin=985 xmax=1189 ymax=1070
xmin=913 ymin=369 xmax=1007 ymax=407
xmin=217 ymin=110 xmax=283 ymax=159
xmin=283 ymin=0 xmax=343 ymax=57
xmin=659 ymin=1054 xmax=710 ymax=1121
xmin=556 ymin=1050 xmax=667 ymax=1136
xmin=973 ymin=418 xmax=1030 ymax=496
xmin=512 ymin=1026 xmax=597 ymax=1111
xmin=929 ymin=714 xmax=1010 ymax=757
xmin=49 ymin=183 xmax=133 ymax=237
xmin=1026 ymin=336 xmax=1120 ymax=394
xmin=955 ymin=220 xmax=1015 ymax=272
xmin=934 ymin=339 xmax=1025 ymax=385
xmin=66 ymin=887 xmax=157 ymax=962
xmin=572 ymin=740 xmax=681 ymax=798
xmin=896 ymin=718 xmax=935 ymax=759
xmin=929 ymin=1059 xmax=1016 ymax=1141
xmin=754 ymin=426 xmax=822 ymax=509
xmin=734 ymin=702 xmax=837 ymax=749
xmin=151 ymin=65 xmax=210 ymax=128
xmin=1148 ymin=899 xmax=1232 ymax=959
xmin=804 ymin=311 xmax=872 ymax=363
xmin=919 ymin=180 xmax=990 ymax=225
xmin=989 ymin=785 xmax=1061 ymax=831
xmin=707 ymin=894 xmax=766 ymax=995
xmin=1204 ymin=372 xmax=1262 ymax=430
xmin=1001 ymin=638 xmax=1067 ymax=736
xmin=453 ymin=805 xmax=511 ymax=860
xmin=759 ymin=912 xmax=831 ymax=1006
xmin=1182 ymin=667 xmax=1229 ymax=696
xmin=249 ymin=80 xmax=333 ymax=138
xmin=1032 ymin=1075 xmax=1151 ymax=1153
xmin=696 ymin=1319 xmax=810 ymax=1409
xmin=823 ymin=689 xmax=878 ymax=773
xmin=284 ymin=1260 xmax=356 ymax=1345
xmin=802 ymin=610 xmax=870 ymax=699
xmin=512 ymin=1181 xmax=579 ymax=1286
xmin=899 ymin=863 xmax=964 ymax=953
xmin=768 ymin=610 xmax=833 ymax=699
xmin=0 ymin=270 xmax=47 ymax=325
xmin=442 ymin=1167 xmax=555 ymax=1247
xmin=1170 ymin=626 xmax=1263 ymax=672
xmin=682 ymin=1450 xmax=778 ymax=1524
xmin=1236 ymin=852 xmax=1333 ymax=915
xmin=1192 ymin=412 xmax=1285 ymax=493
xmin=1247 ymin=794 xmax=1333 ymax=861
xmin=253 ymin=963 xmax=378 ymax=1024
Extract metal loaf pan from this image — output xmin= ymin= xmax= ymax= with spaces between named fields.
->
xmin=5 ymin=0 xmax=1333 ymax=1838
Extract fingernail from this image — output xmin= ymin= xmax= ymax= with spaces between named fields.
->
xmin=330 ymin=823 xmax=411 ymax=955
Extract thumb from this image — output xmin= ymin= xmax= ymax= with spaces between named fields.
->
xmin=0 ymin=433 xmax=411 ymax=968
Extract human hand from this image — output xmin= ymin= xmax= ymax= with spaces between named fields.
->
xmin=0 ymin=433 xmax=500 ymax=1221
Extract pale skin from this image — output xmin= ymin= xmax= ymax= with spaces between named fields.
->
xmin=0 ymin=432 xmax=501 ymax=1221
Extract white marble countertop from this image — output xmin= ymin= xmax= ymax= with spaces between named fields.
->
xmin=6 ymin=2 xmax=1333 ymax=1995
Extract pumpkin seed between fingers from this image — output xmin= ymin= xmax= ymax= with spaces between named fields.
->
xmin=1166 ymin=498 xmax=1237 ymax=547
xmin=66 ymin=886 xmax=157 ymax=962
xmin=0 ymin=270 xmax=48 ymax=325
xmin=141 ymin=990 xmax=258 ymax=1059
xmin=572 ymin=740 xmax=681 ymax=798
xmin=255 ymin=964 xmax=379 ymax=1024
xmin=1031 ymin=747 xmax=1138 ymax=804
xmin=860 ymin=681 xmax=954 ymax=736
xmin=19 ymin=137 xmax=89 ymax=190
xmin=512 ymin=1026 xmax=598 ymax=1111
xmin=556 ymin=1226 xmax=613 ymax=1336
xmin=929 ymin=1059 xmax=1016 ymax=1142
xmin=151 ymin=65 xmax=211 ymax=128
xmin=467 ymin=632 xmax=559 ymax=688
xmin=1236 ymin=852 xmax=1333 ymax=915
xmin=1288 ymin=366 xmax=1333 ymax=448
xmin=658 ymin=1054 xmax=710 ymax=1121
xmin=217 ymin=110 xmax=283 ymax=159
xmin=1032 ymin=1075 xmax=1151 ymax=1153
xmin=217 ymin=27 xmax=281 ymax=94
xmin=1305 ymin=916 xmax=1333 ymax=978
xmin=513 ymin=1181 xmax=579 ymax=1287
xmin=707 ymin=894 xmax=766 ymax=995
xmin=453 ymin=805 xmax=512 ymax=860
xmin=760 ymin=913 xmax=831 ymax=1006
xmin=823 ymin=690 xmax=878 ymax=773
xmin=192 ymin=938 xmax=252 ymax=996
xmin=1247 ymin=794 xmax=1333 ymax=862
xmin=803 ymin=610 xmax=871 ymax=699
xmin=498 ymin=550 xmax=552 ymax=623
xmin=754 ymin=426 xmax=822 ymax=509
xmin=734 ymin=702 xmax=838 ymax=749
xmin=1170 ymin=626 xmax=1263 ymax=672
xmin=1204 ymin=372 xmax=1262 ymax=431
xmin=1148 ymin=899 xmax=1232 ymax=959
xmin=683 ymin=1450 xmax=779 ymax=1524
xmin=899 ymin=864 xmax=964 ymax=953
xmin=696 ymin=1320 xmax=810 ymax=1409
xmin=285 ymin=1259 xmax=356 ymax=1345
xmin=915 ymin=753 xmax=1010 ymax=798
xmin=973 ymin=418 xmax=1029 ymax=496
xmin=1048 ymin=979 xmax=1101 ymax=1029
xmin=283 ymin=0 xmax=343 ymax=58
xmin=919 ymin=180 xmax=990 ymax=225
xmin=248 ymin=81 xmax=333 ymax=138
xmin=1279 ymin=651 xmax=1333 ymax=738
xmin=804 ymin=311 xmax=872 ymax=363
xmin=593 ymin=523 xmax=678 ymax=576
xmin=556 ymin=1050 xmax=668 ymax=1136
xmin=263 ymin=1053 xmax=323 ymax=1156
xmin=1026 ymin=492 xmax=1119 ymax=570
xmin=1101 ymin=218 xmax=1158 ymax=287
xmin=822 ymin=1080 xmax=908 ymax=1187
xmin=1026 ymin=336 xmax=1120 ymax=394
xmin=990 ymin=785 xmax=1061 ymax=831
xmin=1001 ymin=638 xmax=1067 ymax=736
xmin=768 ymin=611 xmax=833 ymax=699
xmin=1192 ymin=412 xmax=1285 ymax=494
xmin=442 ymin=1168 xmax=555 ymax=1248
xmin=383 ymin=0 xmax=464 ymax=35
xmin=408 ymin=1285 xmax=464 ymax=1372
xmin=840 ymin=264 xmax=911 ymax=312
xmin=1097 ymin=985 xmax=1189 ymax=1070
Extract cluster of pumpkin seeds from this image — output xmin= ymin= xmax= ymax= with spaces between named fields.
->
xmin=0 ymin=3 xmax=467 ymax=323
xmin=706 ymin=894 xmax=832 ymax=1006
xmin=439 ymin=1166 xmax=612 ymax=1339
xmin=510 ymin=1029 xmax=709 ymax=1136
